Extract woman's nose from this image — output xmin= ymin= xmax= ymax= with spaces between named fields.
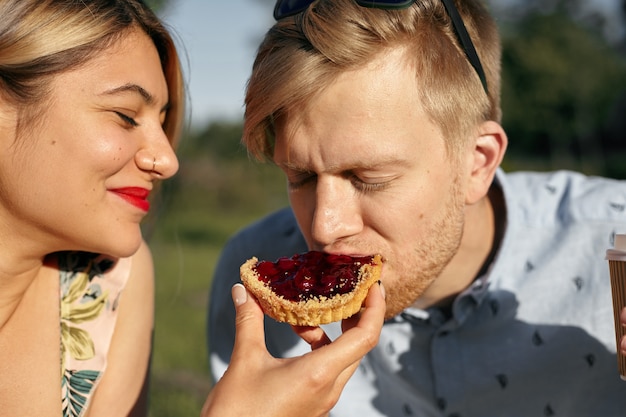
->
xmin=151 ymin=141 xmax=179 ymax=179
xmin=136 ymin=127 xmax=179 ymax=179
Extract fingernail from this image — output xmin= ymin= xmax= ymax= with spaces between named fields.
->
xmin=621 ymin=336 xmax=626 ymax=355
xmin=232 ymin=283 xmax=248 ymax=306
xmin=377 ymin=280 xmax=386 ymax=299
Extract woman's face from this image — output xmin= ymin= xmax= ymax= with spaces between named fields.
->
xmin=0 ymin=29 xmax=179 ymax=258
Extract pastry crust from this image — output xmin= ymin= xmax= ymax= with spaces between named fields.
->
xmin=240 ymin=253 xmax=382 ymax=326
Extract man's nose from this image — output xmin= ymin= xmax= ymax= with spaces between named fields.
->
xmin=310 ymin=177 xmax=363 ymax=247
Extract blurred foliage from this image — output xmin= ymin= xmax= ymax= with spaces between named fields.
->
xmin=178 ymin=121 xmax=249 ymax=160
xmin=142 ymin=121 xmax=285 ymax=236
xmin=144 ymin=0 xmax=169 ymax=12
xmin=500 ymin=9 xmax=626 ymax=178
xmin=147 ymin=122 xmax=288 ymax=417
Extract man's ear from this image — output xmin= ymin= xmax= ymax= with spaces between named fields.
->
xmin=465 ymin=120 xmax=508 ymax=205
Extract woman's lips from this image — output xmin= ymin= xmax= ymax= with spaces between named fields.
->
xmin=110 ymin=187 xmax=150 ymax=212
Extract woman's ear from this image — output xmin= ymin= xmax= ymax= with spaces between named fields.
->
xmin=465 ymin=120 xmax=508 ymax=204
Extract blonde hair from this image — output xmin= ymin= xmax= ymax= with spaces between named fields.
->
xmin=244 ymin=0 xmax=501 ymax=160
xmin=0 ymin=0 xmax=185 ymax=147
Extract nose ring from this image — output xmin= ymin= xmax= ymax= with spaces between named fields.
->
xmin=152 ymin=157 xmax=157 ymax=172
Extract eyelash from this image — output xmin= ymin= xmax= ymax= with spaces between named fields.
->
xmin=287 ymin=174 xmax=390 ymax=193
xmin=115 ymin=111 xmax=139 ymax=127
xmin=353 ymin=180 xmax=389 ymax=193
xmin=287 ymin=174 xmax=314 ymax=191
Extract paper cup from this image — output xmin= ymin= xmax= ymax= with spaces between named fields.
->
xmin=606 ymin=234 xmax=626 ymax=381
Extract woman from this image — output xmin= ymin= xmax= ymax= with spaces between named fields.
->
xmin=0 ymin=0 xmax=181 ymax=415
xmin=0 ymin=1 xmax=385 ymax=416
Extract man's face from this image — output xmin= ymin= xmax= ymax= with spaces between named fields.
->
xmin=273 ymin=48 xmax=473 ymax=318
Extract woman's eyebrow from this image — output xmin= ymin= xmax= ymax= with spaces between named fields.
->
xmin=101 ymin=83 xmax=155 ymax=104
xmin=100 ymin=83 xmax=170 ymax=113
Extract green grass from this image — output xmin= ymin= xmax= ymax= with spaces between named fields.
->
xmin=148 ymin=240 xmax=214 ymax=416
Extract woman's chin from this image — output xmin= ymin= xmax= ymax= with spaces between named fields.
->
xmin=91 ymin=236 xmax=144 ymax=259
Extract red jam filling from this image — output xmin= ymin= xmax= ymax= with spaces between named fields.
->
xmin=254 ymin=251 xmax=375 ymax=302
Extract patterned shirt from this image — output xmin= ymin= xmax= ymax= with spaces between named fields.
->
xmin=60 ymin=252 xmax=130 ymax=417
xmin=208 ymin=169 xmax=626 ymax=416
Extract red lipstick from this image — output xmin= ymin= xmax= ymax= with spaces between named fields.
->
xmin=110 ymin=187 xmax=150 ymax=212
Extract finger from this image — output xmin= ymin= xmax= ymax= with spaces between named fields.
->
xmin=292 ymin=325 xmax=332 ymax=350
xmin=342 ymin=280 xmax=385 ymax=330
xmin=341 ymin=310 xmax=362 ymax=334
xmin=295 ymin=282 xmax=385 ymax=350
xmin=230 ymin=283 xmax=268 ymax=360
xmin=621 ymin=307 xmax=626 ymax=327
xmin=307 ymin=282 xmax=386 ymax=372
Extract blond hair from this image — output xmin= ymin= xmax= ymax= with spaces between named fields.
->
xmin=0 ymin=0 xmax=185 ymax=147
xmin=244 ymin=0 xmax=501 ymax=160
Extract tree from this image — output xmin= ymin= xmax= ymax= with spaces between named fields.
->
xmin=145 ymin=0 xmax=169 ymax=12
xmin=500 ymin=10 xmax=626 ymax=172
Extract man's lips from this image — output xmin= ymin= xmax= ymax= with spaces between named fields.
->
xmin=110 ymin=187 xmax=151 ymax=212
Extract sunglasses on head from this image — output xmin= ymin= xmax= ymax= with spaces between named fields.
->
xmin=273 ymin=0 xmax=488 ymax=94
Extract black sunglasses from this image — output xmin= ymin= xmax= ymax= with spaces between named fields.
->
xmin=273 ymin=0 xmax=488 ymax=94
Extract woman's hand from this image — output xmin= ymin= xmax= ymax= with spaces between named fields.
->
xmin=201 ymin=281 xmax=386 ymax=417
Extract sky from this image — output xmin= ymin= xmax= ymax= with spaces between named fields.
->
xmin=159 ymin=0 xmax=274 ymax=128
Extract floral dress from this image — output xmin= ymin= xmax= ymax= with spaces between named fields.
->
xmin=59 ymin=252 xmax=131 ymax=417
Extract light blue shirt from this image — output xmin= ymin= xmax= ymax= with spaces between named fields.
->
xmin=208 ymin=169 xmax=626 ymax=416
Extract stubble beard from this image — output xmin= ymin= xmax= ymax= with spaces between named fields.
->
xmin=382 ymin=174 xmax=466 ymax=319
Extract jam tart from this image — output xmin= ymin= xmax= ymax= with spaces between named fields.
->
xmin=240 ymin=251 xmax=383 ymax=326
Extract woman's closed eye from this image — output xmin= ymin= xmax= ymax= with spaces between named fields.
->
xmin=114 ymin=111 xmax=139 ymax=128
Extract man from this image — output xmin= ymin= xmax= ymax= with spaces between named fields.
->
xmin=208 ymin=0 xmax=626 ymax=415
